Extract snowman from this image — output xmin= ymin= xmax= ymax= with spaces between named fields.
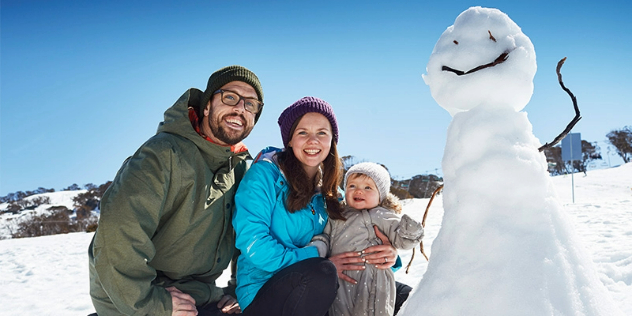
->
xmin=400 ymin=7 xmax=621 ymax=315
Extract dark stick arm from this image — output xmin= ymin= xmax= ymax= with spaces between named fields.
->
xmin=538 ymin=57 xmax=582 ymax=152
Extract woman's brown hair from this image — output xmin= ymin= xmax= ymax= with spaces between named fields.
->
xmin=277 ymin=127 xmax=344 ymax=220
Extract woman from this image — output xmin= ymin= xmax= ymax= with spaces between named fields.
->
xmin=232 ymin=97 xmax=399 ymax=316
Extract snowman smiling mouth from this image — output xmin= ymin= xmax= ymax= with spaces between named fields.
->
xmin=442 ymin=49 xmax=511 ymax=76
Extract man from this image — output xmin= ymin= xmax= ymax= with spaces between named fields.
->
xmin=88 ymin=65 xmax=263 ymax=316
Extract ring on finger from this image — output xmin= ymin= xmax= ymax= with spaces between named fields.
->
xmin=384 ymin=257 xmax=388 ymax=263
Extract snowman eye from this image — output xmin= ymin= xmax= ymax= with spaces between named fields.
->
xmin=488 ymin=30 xmax=497 ymax=42
xmin=453 ymin=40 xmax=459 ymax=45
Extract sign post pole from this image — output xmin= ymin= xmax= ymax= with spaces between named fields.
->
xmin=570 ymin=137 xmax=575 ymax=203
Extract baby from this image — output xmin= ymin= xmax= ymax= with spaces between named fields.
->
xmin=311 ymin=162 xmax=424 ymax=316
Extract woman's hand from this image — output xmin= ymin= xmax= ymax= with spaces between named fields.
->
xmin=328 ymin=251 xmax=366 ymax=284
xmin=362 ymin=226 xmax=398 ymax=270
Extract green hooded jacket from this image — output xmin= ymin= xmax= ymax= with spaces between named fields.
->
xmin=88 ymin=88 xmax=251 ymax=316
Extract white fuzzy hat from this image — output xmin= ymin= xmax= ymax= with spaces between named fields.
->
xmin=344 ymin=162 xmax=391 ymax=202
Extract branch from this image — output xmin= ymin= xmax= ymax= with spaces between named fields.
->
xmin=406 ymin=184 xmax=444 ymax=273
xmin=538 ymin=57 xmax=582 ymax=152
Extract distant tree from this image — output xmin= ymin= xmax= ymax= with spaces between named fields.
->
xmin=30 ymin=196 xmax=51 ymax=206
xmin=73 ymin=181 xmax=112 ymax=219
xmin=74 ymin=192 xmax=99 ymax=219
xmin=390 ymin=186 xmax=414 ymax=200
xmin=12 ymin=209 xmax=82 ymax=238
xmin=572 ymin=141 xmax=601 ymax=173
xmin=407 ymin=174 xmax=443 ymax=199
xmin=63 ymin=183 xmax=81 ymax=191
xmin=86 ymin=221 xmax=99 ymax=233
xmin=15 ymin=198 xmax=30 ymax=209
xmin=606 ymin=126 xmax=632 ymax=163
xmin=35 ymin=187 xmax=54 ymax=194
xmin=96 ymin=181 xmax=113 ymax=197
xmin=47 ymin=205 xmax=70 ymax=213
xmin=543 ymin=146 xmax=565 ymax=175
xmin=3 ymin=193 xmax=17 ymax=203
xmin=84 ymin=183 xmax=97 ymax=191
xmin=5 ymin=202 xmax=22 ymax=214
xmin=7 ymin=193 xmax=17 ymax=201
xmin=15 ymin=191 xmax=27 ymax=200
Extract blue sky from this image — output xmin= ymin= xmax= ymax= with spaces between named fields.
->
xmin=1 ymin=0 xmax=631 ymax=196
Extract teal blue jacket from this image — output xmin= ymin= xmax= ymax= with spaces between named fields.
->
xmin=232 ymin=147 xmax=328 ymax=309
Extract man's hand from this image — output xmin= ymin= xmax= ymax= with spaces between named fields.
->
xmin=217 ymin=295 xmax=241 ymax=314
xmin=328 ymin=251 xmax=366 ymax=284
xmin=166 ymin=286 xmax=198 ymax=316
xmin=362 ymin=226 xmax=398 ymax=270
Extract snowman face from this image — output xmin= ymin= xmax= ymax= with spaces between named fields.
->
xmin=423 ymin=7 xmax=537 ymax=116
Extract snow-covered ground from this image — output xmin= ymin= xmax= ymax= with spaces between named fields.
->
xmin=0 ymin=164 xmax=630 ymax=315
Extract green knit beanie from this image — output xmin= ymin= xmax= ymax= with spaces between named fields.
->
xmin=200 ymin=65 xmax=264 ymax=122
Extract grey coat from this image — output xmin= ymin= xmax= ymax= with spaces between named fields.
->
xmin=313 ymin=206 xmax=424 ymax=316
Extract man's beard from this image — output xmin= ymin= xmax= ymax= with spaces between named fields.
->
xmin=208 ymin=109 xmax=253 ymax=145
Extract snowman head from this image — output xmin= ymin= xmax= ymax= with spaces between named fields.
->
xmin=423 ymin=7 xmax=537 ymax=116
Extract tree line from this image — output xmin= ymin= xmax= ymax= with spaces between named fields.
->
xmin=1 ymin=183 xmax=87 ymax=204
xmin=1 ymin=182 xmax=111 ymax=238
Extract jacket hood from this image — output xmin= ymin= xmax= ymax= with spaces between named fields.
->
xmin=157 ymin=88 xmax=251 ymax=171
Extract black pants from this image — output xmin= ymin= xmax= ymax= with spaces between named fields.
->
xmin=394 ymin=281 xmax=412 ymax=315
xmin=198 ymin=280 xmax=411 ymax=316
xmin=240 ymin=257 xmax=338 ymax=316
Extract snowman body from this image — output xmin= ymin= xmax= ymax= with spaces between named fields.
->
xmin=401 ymin=7 xmax=620 ymax=316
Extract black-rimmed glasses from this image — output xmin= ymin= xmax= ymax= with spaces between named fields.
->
xmin=213 ymin=89 xmax=263 ymax=114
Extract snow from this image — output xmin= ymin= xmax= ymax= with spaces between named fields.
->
xmin=0 ymin=232 xmax=95 ymax=315
xmin=397 ymin=164 xmax=632 ymax=315
xmin=0 ymin=164 xmax=629 ymax=315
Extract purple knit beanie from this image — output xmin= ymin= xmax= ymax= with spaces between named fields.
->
xmin=278 ymin=96 xmax=339 ymax=147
